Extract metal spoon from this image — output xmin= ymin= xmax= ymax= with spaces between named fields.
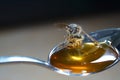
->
xmin=0 ymin=25 xmax=120 ymax=76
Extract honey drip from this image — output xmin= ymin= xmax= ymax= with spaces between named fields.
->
xmin=50 ymin=24 xmax=117 ymax=74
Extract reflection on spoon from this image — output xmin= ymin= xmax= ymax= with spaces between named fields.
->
xmin=0 ymin=24 xmax=120 ymax=76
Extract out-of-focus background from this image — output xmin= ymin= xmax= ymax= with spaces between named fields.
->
xmin=0 ymin=0 xmax=120 ymax=80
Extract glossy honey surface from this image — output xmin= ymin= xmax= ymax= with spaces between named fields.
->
xmin=50 ymin=42 xmax=117 ymax=74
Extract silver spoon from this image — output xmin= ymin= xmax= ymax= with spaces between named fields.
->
xmin=0 ymin=24 xmax=120 ymax=76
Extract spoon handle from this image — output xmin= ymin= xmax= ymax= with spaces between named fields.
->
xmin=0 ymin=56 xmax=52 ymax=69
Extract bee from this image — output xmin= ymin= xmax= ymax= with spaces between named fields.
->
xmin=55 ymin=23 xmax=97 ymax=45
xmin=55 ymin=23 xmax=82 ymax=37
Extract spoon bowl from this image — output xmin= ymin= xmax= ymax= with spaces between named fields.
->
xmin=48 ymin=40 xmax=119 ymax=76
xmin=0 ymin=27 xmax=120 ymax=76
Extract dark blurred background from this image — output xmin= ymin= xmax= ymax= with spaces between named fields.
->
xmin=0 ymin=0 xmax=120 ymax=29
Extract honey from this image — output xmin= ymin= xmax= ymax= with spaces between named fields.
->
xmin=50 ymin=42 xmax=117 ymax=74
xmin=49 ymin=24 xmax=118 ymax=75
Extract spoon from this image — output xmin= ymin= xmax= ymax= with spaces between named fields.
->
xmin=0 ymin=24 xmax=120 ymax=76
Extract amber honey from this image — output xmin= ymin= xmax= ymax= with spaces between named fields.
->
xmin=50 ymin=42 xmax=117 ymax=74
xmin=50 ymin=24 xmax=118 ymax=74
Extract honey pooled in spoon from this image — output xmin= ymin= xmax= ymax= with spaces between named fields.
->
xmin=50 ymin=24 xmax=118 ymax=75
